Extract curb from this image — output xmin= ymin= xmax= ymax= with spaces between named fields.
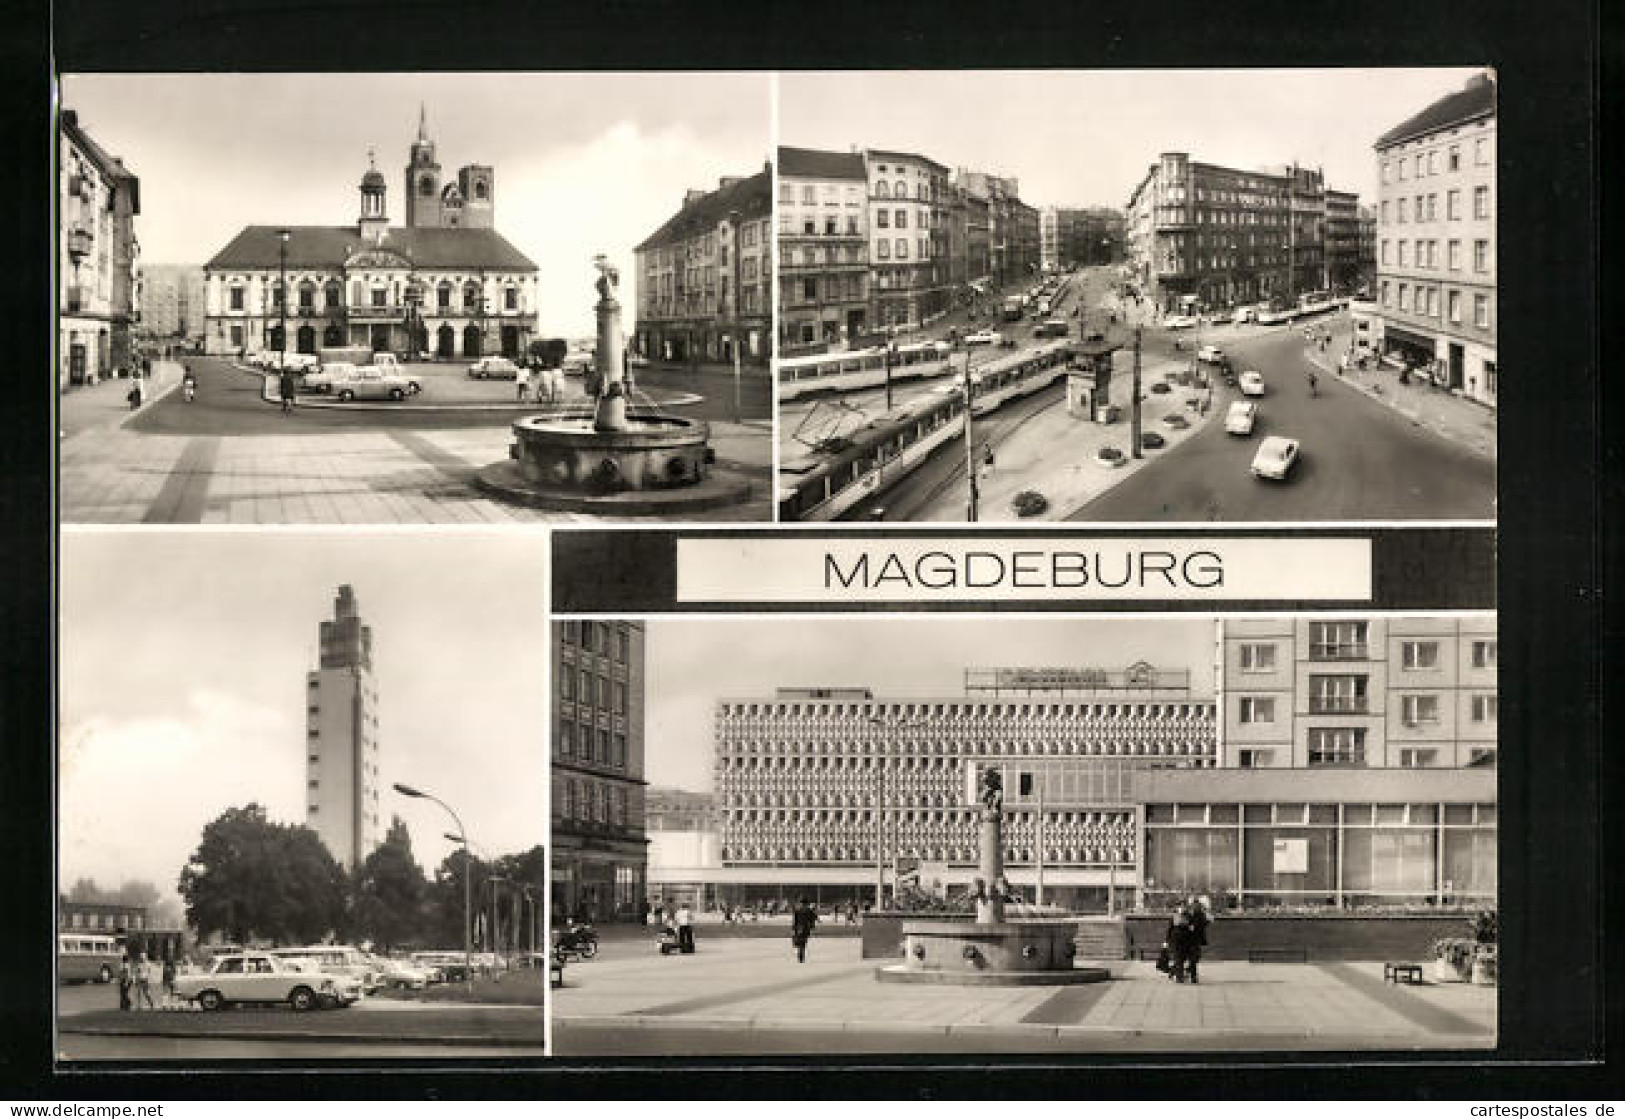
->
xmin=1302 ymin=347 xmax=1496 ymax=461
xmin=59 ymin=1025 xmax=549 ymax=1048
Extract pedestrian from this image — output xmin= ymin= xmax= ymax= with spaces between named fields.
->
xmin=790 ymin=897 xmax=818 ymax=963
xmin=126 ymin=375 xmax=143 ymax=411
xmin=117 ymin=954 xmax=132 ymax=1011
xmin=279 ymin=369 xmax=297 ymax=414
xmin=676 ymin=901 xmax=695 ymax=954
xmin=161 ymin=955 xmax=177 ymax=1006
xmin=1185 ymin=896 xmax=1211 ymax=984
xmin=182 ymin=365 xmax=198 ymax=403
xmin=516 ymin=364 xmax=530 ymax=403
xmin=1164 ymin=909 xmax=1193 ymax=984
xmin=132 ymin=952 xmax=157 ymax=1009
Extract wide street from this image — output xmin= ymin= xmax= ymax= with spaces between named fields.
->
xmin=550 ymin=936 xmax=1495 ymax=1057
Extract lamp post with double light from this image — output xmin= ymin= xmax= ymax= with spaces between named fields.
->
xmin=395 ymin=782 xmax=472 ymax=991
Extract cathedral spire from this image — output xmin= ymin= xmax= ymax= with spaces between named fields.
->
xmin=418 ymin=102 xmax=428 ymax=143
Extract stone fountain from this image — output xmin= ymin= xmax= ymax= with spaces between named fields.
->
xmin=876 ymin=768 xmax=1110 ymax=986
xmin=476 ymin=257 xmax=751 ymax=513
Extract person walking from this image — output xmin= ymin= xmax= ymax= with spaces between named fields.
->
xmin=126 ymin=373 xmax=143 ymax=411
xmin=515 ymin=364 xmax=530 ymax=403
xmin=161 ymin=955 xmax=178 ymax=1006
xmin=675 ymin=901 xmax=695 ymax=954
xmin=279 ymin=369 xmax=297 ymax=415
xmin=790 ymin=897 xmax=819 ymax=963
xmin=132 ymin=952 xmax=157 ymax=1009
xmin=1184 ymin=896 xmax=1211 ymax=985
xmin=116 ymin=954 xmax=132 ymax=1011
xmin=182 ymin=365 xmax=198 ymax=403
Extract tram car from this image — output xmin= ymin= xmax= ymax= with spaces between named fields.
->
xmin=777 ymin=340 xmax=955 ymax=402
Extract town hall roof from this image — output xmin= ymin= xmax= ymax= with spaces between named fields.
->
xmin=205 ymin=225 xmax=537 ymax=272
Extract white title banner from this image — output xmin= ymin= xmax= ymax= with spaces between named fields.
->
xmin=676 ymin=537 xmax=1372 ymax=602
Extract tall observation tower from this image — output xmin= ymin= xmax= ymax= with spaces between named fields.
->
xmin=306 ymin=585 xmax=382 ymax=870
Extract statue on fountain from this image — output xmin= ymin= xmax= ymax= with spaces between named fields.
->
xmin=979 ymin=767 xmax=1004 ymax=815
xmin=593 ymin=255 xmax=620 ymax=303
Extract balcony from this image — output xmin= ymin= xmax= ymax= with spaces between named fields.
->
xmin=1308 ymin=697 xmax=1369 ymax=715
xmin=1309 ymin=645 xmax=1369 ymax=661
xmin=346 ymin=302 xmax=412 ymax=322
xmin=66 ymin=224 xmax=94 ymax=264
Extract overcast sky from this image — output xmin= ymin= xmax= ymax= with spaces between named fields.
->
xmin=58 ymin=73 xmax=770 ymax=336
xmin=642 ymin=616 xmax=1215 ymax=793
xmin=60 ymin=530 xmax=548 ymax=907
xmin=781 ymin=68 xmax=1487 ymax=209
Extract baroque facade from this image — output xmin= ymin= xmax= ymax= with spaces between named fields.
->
xmin=203 ymin=117 xmax=539 ymax=360
xmin=59 ymin=109 xmax=141 ymax=386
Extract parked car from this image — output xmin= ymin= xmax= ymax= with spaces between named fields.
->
xmin=1234 ymin=306 xmax=1258 ymax=324
xmin=1197 ymin=344 xmax=1225 ymax=364
xmin=271 ymin=945 xmax=383 ymax=994
xmin=1251 ymin=435 xmax=1301 ymax=480
xmin=328 ymin=366 xmax=417 ymax=402
xmin=1209 ymin=309 xmax=1233 ymax=324
xmin=1225 ymin=400 xmax=1258 ymax=435
xmin=1239 ymin=370 xmax=1266 ymax=397
xmin=1164 ymin=314 xmax=1198 ymax=329
xmin=301 ymin=361 xmax=357 ymax=394
xmin=172 ymin=952 xmax=361 ymax=1011
xmin=467 ymin=356 xmax=521 ymax=379
xmin=964 ymin=330 xmax=1003 ymax=347
xmin=561 ymin=349 xmax=595 ymax=376
xmin=1034 ymin=318 xmax=1070 ymax=338
xmin=370 ymin=955 xmax=431 ymax=990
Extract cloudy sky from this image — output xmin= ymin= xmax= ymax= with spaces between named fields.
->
xmin=58 ymin=72 xmax=770 ymax=336
xmin=642 ymin=616 xmax=1215 ymax=793
xmin=781 ymin=68 xmax=1487 ymax=209
xmin=59 ymin=530 xmax=549 ymax=907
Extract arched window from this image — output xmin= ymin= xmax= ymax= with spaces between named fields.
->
xmin=474 ymin=179 xmax=489 ymax=200
xmin=419 ymin=175 xmax=435 ymax=196
xmin=324 ymin=281 xmax=342 ymax=310
xmin=874 ymin=180 xmax=889 ymax=199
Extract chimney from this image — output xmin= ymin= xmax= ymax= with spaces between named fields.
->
xmin=682 ymin=188 xmax=708 ymax=208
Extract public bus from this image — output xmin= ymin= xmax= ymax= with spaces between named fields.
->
xmin=776 ymin=341 xmax=954 ymax=402
xmin=58 ymin=932 xmax=122 ymax=984
xmin=778 ymin=339 xmax=1077 ymax=521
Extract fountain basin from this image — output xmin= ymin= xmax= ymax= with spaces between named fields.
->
xmin=875 ymin=919 xmax=1109 ymax=987
xmin=476 ymin=408 xmax=750 ymax=513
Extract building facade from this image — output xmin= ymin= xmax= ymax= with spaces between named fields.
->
xmin=634 ymin=166 xmax=772 ymax=366
xmin=552 ymin=621 xmax=648 ymax=923
xmin=139 ymin=264 xmax=207 ymax=347
xmin=1372 ymin=72 xmax=1498 ymax=406
xmin=1045 ymin=207 xmax=1126 ymax=271
xmin=203 ymin=119 xmax=539 ymax=360
xmin=1125 ymin=153 xmax=1361 ymax=315
xmin=777 ymin=146 xmax=870 ymax=351
xmin=866 ymin=150 xmax=951 ymax=330
xmin=306 ymin=585 xmax=382 ymax=872
xmin=1325 ymin=189 xmax=1364 ymax=294
xmin=59 ymin=109 xmax=141 ymax=387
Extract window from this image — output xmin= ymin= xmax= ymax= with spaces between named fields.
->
xmin=1397 ymin=240 xmax=1408 ymax=267
xmin=876 ymin=210 xmax=888 ymax=229
xmin=1308 ymin=727 xmax=1366 ymax=766
xmin=895 ymin=238 xmax=908 ymax=259
xmin=1448 ymin=240 xmax=1462 ymax=271
xmin=895 ymin=210 xmax=908 ymax=229
xmin=1309 ymin=674 xmax=1368 ymax=714
xmin=1237 ymin=749 xmax=1270 ymax=768
xmin=1401 ymin=640 xmax=1440 ymax=669
xmin=504 ymin=287 xmax=518 ymax=311
xmin=1474 ymin=294 xmax=1490 ymax=328
xmin=1473 ymin=186 xmax=1490 ymax=219
xmin=1447 ymin=189 xmax=1461 ymax=220
xmin=1380 ymin=240 xmax=1390 ymax=265
xmin=1401 ymin=694 xmax=1441 ymax=725
xmin=1448 ymin=290 xmax=1462 ymax=323
xmin=1471 ymin=639 xmax=1498 ymax=668
xmin=1396 ymin=159 xmax=1406 ymax=181
xmin=876 ymin=240 xmax=889 ymax=260
xmin=229 ymin=286 xmax=244 ymax=311
xmin=1448 ymin=146 xmax=1460 ymax=171
xmin=1398 ymin=748 xmax=1437 ymax=768
xmin=1239 ymin=643 xmax=1276 ymax=671
xmin=1397 ymin=283 xmax=1408 ymax=311
xmin=1238 ymin=697 xmax=1275 ymax=724
xmin=1474 ymin=240 xmax=1490 ymax=272
xmin=1426 ymin=194 xmax=1437 ymax=221
xmin=1471 ymin=694 xmax=1499 ymax=723
xmin=1309 ymin=621 xmax=1367 ymax=660
xmin=1475 ymin=137 xmax=1489 ymax=165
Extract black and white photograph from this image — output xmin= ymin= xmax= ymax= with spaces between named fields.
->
xmin=56 ymin=531 xmax=550 ymax=1061
xmin=775 ymin=68 xmax=1498 ymax=523
xmin=56 ymin=72 xmax=773 ymax=525
xmin=549 ymin=615 xmax=1499 ymax=1057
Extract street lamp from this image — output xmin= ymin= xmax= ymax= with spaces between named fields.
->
xmin=276 ymin=229 xmax=290 ymax=374
xmin=485 ymin=873 xmax=511 ymax=972
xmin=728 ymin=208 xmax=744 ymax=424
xmin=868 ymin=716 xmax=928 ymax=909
xmin=395 ymin=782 xmax=473 ymax=991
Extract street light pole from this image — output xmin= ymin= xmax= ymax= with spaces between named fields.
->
xmin=729 ymin=208 xmax=744 ymax=424
xmin=1131 ymin=324 xmax=1144 ymax=460
xmin=395 ymin=782 xmax=473 ymax=992
xmin=962 ymin=347 xmax=979 ymax=522
xmin=277 ymin=229 xmax=290 ymax=373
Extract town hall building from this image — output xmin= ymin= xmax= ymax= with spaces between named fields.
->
xmin=203 ymin=109 xmax=540 ymax=360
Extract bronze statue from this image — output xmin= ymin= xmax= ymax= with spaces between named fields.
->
xmin=979 ymin=767 xmax=1003 ymax=814
xmin=593 ymin=255 xmax=620 ymax=302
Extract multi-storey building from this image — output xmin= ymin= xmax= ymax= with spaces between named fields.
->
xmin=634 ymin=166 xmax=772 ymax=367
xmin=305 ymin=585 xmax=383 ymax=872
xmin=1325 ymin=189 xmax=1364 ymax=294
xmin=204 ymin=118 xmax=539 ymax=360
xmin=552 ymin=621 xmax=648 ymax=922
xmin=59 ymin=109 xmax=141 ymax=387
xmin=1044 ymin=207 xmax=1125 ymax=271
xmin=1357 ymin=205 xmax=1379 ymax=292
xmin=866 ymin=150 xmax=951 ymax=330
xmin=777 ymin=146 xmax=869 ymax=351
xmin=1007 ymin=198 xmax=1042 ymax=282
xmin=1372 ymin=71 xmax=1497 ymax=406
xmin=1125 ymin=153 xmax=1360 ymax=315
xmin=962 ymin=189 xmax=992 ymax=287
xmin=139 ymin=264 xmax=207 ymax=348
xmin=646 ymin=788 xmax=719 ymax=911
xmin=1040 ymin=207 xmax=1061 ymax=272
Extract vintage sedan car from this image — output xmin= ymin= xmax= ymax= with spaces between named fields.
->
xmin=371 ymin=955 xmax=431 ymax=990
xmin=561 ymin=349 xmax=596 ymax=376
xmin=1163 ymin=314 xmax=1198 ymax=329
xmin=1197 ymin=344 xmax=1225 ymax=364
xmin=273 ymin=945 xmax=384 ymax=994
xmin=301 ymin=361 xmax=356 ymax=395
xmin=172 ymin=952 xmax=361 ymax=1011
xmin=328 ymin=366 xmax=416 ymax=402
xmin=964 ymin=330 xmax=1003 ymax=347
xmin=1239 ymin=370 xmax=1266 ymax=397
xmin=1225 ymin=400 xmax=1258 ymax=435
xmin=1251 ymin=435 xmax=1301 ymax=480
xmin=467 ymin=356 xmax=521 ymax=379
xmin=1034 ymin=318 xmax=1070 ymax=338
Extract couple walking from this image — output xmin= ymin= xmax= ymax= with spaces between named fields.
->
xmin=1157 ymin=896 xmax=1212 ymax=984
xmin=117 ymin=952 xmax=174 ymax=1010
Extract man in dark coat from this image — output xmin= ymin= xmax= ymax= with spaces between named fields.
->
xmin=1182 ymin=897 xmax=1210 ymax=984
xmin=790 ymin=897 xmax=819 ymax=963
xmin=279 ymin=369 xmax=297 ymax=415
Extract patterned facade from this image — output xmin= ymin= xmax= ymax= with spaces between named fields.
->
xmin=866 ymin=150 xmax=952 ymax=331
xmin=1125 ymin=153 xmax=1362 ymax=314
xmin=306 ymin=585 xmax=382 ymax=871
xmin=203 ymin=118 xmax=538 ymax=360
xmin=777 ymin=146 xmax=870 ymax=350
xmin=633 ymin=167 xmax=772 ymax=366
xmin=1372 ymin=71 xmax=1498 ymax=406
xmin=59 ymin=109 xmax=141 ymax=387
xmin=552 ymin=621 xmax=648 ymax=922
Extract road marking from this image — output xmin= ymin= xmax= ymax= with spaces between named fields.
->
xmin=140 ymin=437 xmax=220 ymax=524
xmin=387 ymin=430 xmax=480 ymax=482
xmin=1018 ymin=979 xmax=1116 ymax=1025
xmin=1316 ymin=962 xmax=1492 ymax=1036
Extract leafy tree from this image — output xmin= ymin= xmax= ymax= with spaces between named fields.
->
xmin=353 ymin=817 xmax=428 ymax=952
xmin=527 ymin=338 xmax=568 ymax=369
xmin=66 ymin=877 xmax=106 ymax=903
xmin=178 ymin=804 xmax=348 ymax=946
xmin=113 ymin=879 xmax=162 ymax=909
xmin=425 ymin=848 xmax=487 ymax=952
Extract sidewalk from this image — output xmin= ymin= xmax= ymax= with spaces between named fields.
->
xmin=60 ymin=418 xmax=773 ymax=524
xmin=59 ymin=1001 xmax=547 ymax=1047
xmin=58 ymin=359 xmax=185 ymax=439
xmin=553 ymin=939 xmax=1495 ymax=1052
xmin=1306 ymin=320 xmax=1497 ymax=460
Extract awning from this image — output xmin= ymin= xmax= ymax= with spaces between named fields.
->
xmin=1383 ymin=323 xmax=1436 ymax=351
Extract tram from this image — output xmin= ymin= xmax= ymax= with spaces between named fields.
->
xmin=777 ymin=340 xmax=954 ymax=402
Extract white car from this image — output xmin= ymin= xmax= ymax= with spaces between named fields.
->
xmin=173 ymin=952 xmax=361 ymax=1011
xmin=1225 ymin=400 xmax=1258 ymax=435
xmin=468 ymin=356 xmax=521 ymax=379
xmin=301 ymin=361 xmax=356 ymax=394
xmin=561 ymin=349 xmax=596 ymax=376
xmin=371 ymin=956 xmax=431 ymax=990
xmin=327 ymin=366 xmax=416 ymax=402
xmin=272 ymin=945 xmax=383 ymax=994
xmin=1197 ymin=345 xmax=1225 ymax=364
xmin=1251 ymin=435 xmax=1301 ymax=480
xmin=1164 ymin=315 xmax=1198 ymax=329
xmin=964 ymin=330 xmax=1002 ymax=347
xmin=1234 ymin=306 xmax=1258 ymax=324
xmin=1239 ymin=370 xmax=1266 ymax=397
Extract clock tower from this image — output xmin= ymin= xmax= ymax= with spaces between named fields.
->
xmin=405 ymin=104 xmax=442 ymax=228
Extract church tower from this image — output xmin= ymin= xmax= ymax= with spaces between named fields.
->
xmin=358 ymin=149 xmax=389 ymax=243
xmin=405 ymin=104 xmax=443 ymax=228
xmin=458 ymin=164 xmax=495 ymax=229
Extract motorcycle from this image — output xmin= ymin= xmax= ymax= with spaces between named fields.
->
xmin=552 ymin=921 xmax=599 ymax=961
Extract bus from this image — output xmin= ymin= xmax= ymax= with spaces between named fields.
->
xmin=58 ymin=932 xmax=122 ymax=984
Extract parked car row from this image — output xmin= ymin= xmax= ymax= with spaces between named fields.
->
xmin=170 ymin=945 xmax=474 ymax=1011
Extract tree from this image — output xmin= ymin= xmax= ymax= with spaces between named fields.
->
xmin=178 ymin=804 xmax=348 ymax=946
xmin=353 ymin=817 xmax=428 ymax=952
xmin=527 ymin=338 xmax=567 ymax=369
xmin=425 ymin=848 xmax=488 ymax=952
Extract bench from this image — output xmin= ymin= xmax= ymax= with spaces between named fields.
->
xmin=1384 ymin=962 xmax=1424 ymax=985
xmin=1247 ymin=947 xmax=1308 ymax=963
